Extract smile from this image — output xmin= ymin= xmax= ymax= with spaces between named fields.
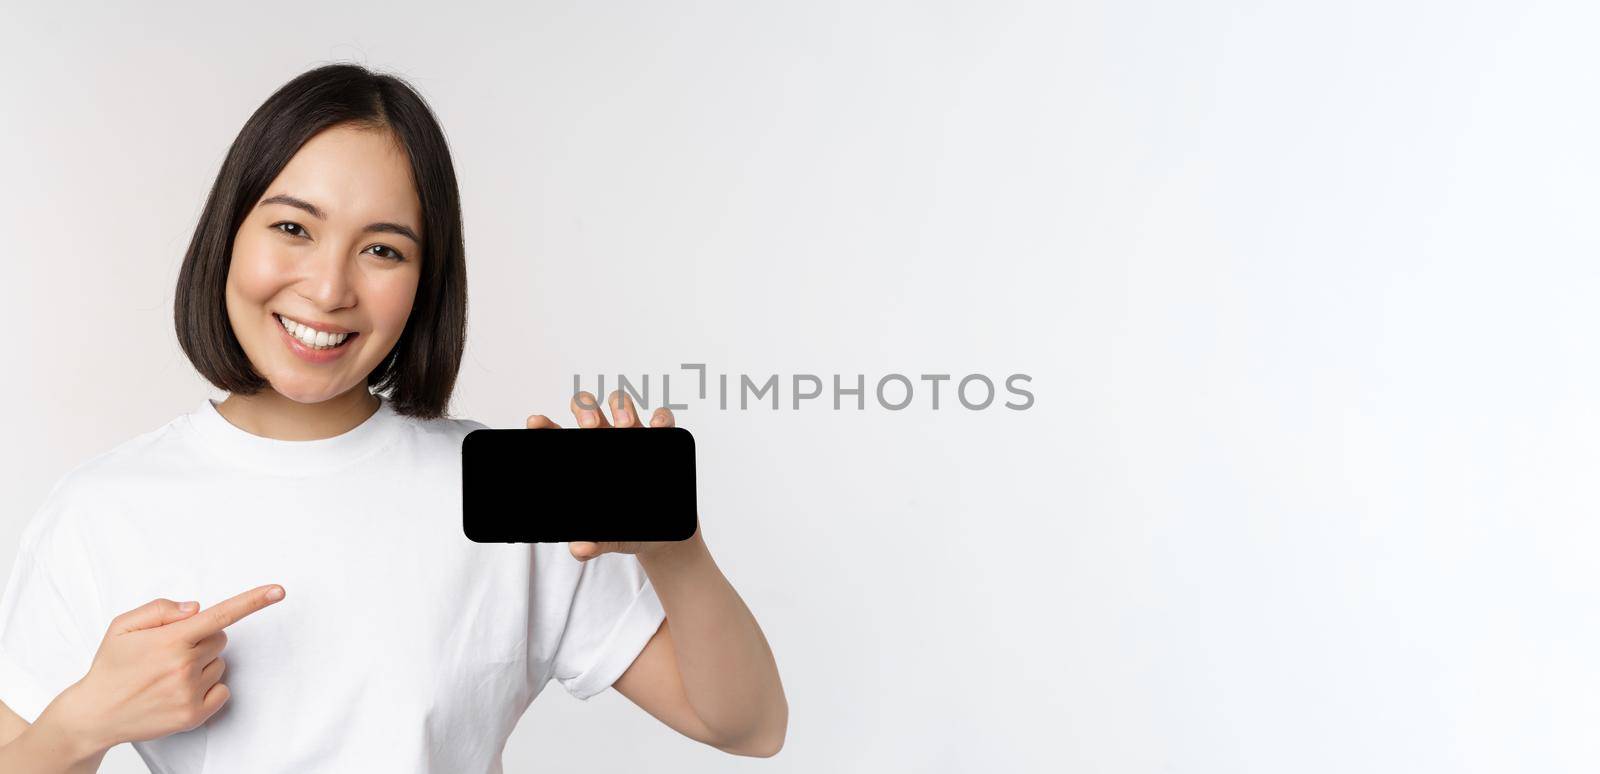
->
xmin=275 ymin=313 xmax=357 ymax=350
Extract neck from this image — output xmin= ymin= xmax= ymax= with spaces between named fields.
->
xmin=215 ymin=384 xmax=381 ymax=441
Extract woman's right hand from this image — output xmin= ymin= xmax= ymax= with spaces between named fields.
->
xmin=42 ymin=584 xmax=286 ymax=752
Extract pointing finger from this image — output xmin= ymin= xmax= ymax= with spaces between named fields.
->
xmin=170 ymin=584 xmax=285 ymax=644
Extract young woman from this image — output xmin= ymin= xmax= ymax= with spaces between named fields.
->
xmin=0 ymin=64 xmax=786 ymax=773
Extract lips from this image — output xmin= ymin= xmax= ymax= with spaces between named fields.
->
xmin=275 ymin=313 xmax=357 ymax=350
xmin=273 ymin=313 xmax=360 ymax=365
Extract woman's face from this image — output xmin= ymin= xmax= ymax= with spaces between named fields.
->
xmin=225 ymin=123 xmax=423 ymax=404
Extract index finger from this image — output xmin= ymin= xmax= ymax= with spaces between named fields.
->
xmin=170 ymin=584 xmax=285 ymax=644
xmin=570 ymin=391 xmax=612 ymax=428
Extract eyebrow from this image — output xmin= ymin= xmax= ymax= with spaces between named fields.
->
xmin=258 ymin=194 xmax=422 ymax=244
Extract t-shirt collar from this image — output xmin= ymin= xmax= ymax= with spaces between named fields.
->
xmin=184 ymin=394 xmax=405 ymax=476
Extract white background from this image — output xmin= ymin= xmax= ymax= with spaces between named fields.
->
xmin=3 ymin=1 xmax=1597 ymax=772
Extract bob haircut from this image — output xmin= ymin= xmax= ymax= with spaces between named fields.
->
xmin=174 ymin=63 xmax=466 ymax=420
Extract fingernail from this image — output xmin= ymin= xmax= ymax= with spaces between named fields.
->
xmin=651 ymin=414 xmax=666 ymax=426
xmin=580 ymin=412 xmax=597 ymax=428
xmin=266 ymin=586 xmax=284 ymax=601
xmin=617 ymin=409 xmax=631 ymax=425
xmin=178 ymin=601 xmax=197 ymax=612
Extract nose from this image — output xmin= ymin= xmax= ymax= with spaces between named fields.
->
xmin=297 ymin=245 xmax=359 ymax=312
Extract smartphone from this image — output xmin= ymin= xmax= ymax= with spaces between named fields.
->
xmin=462 ymin=426 xmax=698 ymax=543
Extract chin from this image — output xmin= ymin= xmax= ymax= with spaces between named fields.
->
xmin=267 ymin=376 xmax=350 ymax=405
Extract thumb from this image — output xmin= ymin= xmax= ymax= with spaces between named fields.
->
xmin=109 ymin=598 xmax=200 ymax=636
xmin=569 ymin=541 xmax=607 ymax=561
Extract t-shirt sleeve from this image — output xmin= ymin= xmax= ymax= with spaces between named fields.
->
xmin=549 ymin=551 xmax=667 ymax=701
xmin=0 ymin=480 xmax=102 ymax=724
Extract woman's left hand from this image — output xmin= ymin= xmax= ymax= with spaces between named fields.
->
xmin=525 ymin=389 xmax=696 ymax=563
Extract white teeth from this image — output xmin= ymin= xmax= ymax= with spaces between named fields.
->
xmin=277 ymin=314 xmax=351 ymax=350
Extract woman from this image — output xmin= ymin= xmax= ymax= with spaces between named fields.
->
xmin=0 ymin=64 xmax=786 ymax=772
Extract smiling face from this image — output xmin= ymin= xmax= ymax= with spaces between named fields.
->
xmin=224 ymin=123 xmax=424 ymax=405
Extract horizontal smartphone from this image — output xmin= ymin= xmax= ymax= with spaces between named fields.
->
xmin=462 ymin=426 xmax=698 ymax=543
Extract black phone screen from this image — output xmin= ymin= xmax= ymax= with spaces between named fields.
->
xmin=462 ymin=427 xmax=698 ymax=543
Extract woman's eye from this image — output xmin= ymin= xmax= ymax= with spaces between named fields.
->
xmin=365 ymin=244 xmax=405 ymax=262
xmin=268 ymin=221 xmax=401 ymax=261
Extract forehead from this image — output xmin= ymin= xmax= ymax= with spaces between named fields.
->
xmin=266 ymin=124 xmax=421 ymax=223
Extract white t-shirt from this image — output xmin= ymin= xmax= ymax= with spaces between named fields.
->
xmin=0 ymin=396 xmax=666 ymax=773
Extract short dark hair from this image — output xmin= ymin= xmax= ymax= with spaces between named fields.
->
xmin=174 ymin=63 xmax=467 ymax=420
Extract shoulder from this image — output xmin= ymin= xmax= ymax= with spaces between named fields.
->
xmin=49 ymin=415 xmax=186 ymax=494
xmin=69 ymin=417 xmax=189 ymax=481
xmin=386 ymin=409 xmax=491 ymax=450
xmin=19 ymin=416 xmax=185 ymax=551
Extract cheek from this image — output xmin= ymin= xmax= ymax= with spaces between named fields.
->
xmin=367 ymin=271 xmax=422 ymax=335
xmin=226 ymin=235 xmax=289 ymax=305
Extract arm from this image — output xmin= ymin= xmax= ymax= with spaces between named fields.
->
xmin=612 ymin=531 xmax=788 ymax=757
xmin=0 ymin=693 xmax=109 ymax=774
xmin=0 ymin=586 xmax=286 ymax=773
xmin=0 ymin=698 xmax=23 ymax=746
xmin=535 ymin=391 xmax=788 ymax=757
